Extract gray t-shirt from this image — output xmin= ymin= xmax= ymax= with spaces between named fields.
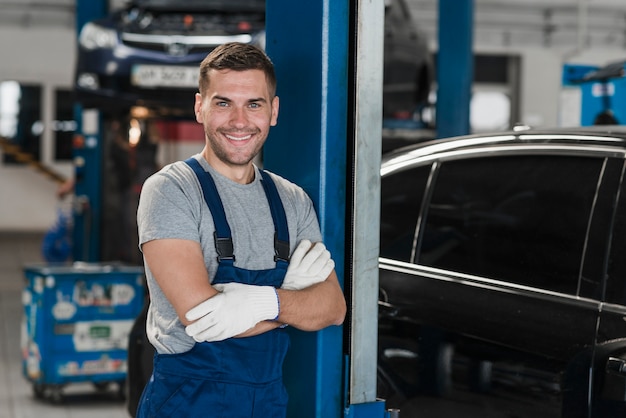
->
xmin=137 ymin=154 xmax=322 ymax=354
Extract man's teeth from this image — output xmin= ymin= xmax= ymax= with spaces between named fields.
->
xmin=226 ymin=134 xmax=252 ymax=141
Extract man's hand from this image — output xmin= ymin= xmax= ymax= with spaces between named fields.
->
xmin=184 ymin=283 xmax=279 ymax=342
xmin=281 ymin=240 xmax=335 ymax=291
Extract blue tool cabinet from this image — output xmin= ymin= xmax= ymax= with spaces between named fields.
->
xmin=21 ymin=263 xmax=145 ymax=402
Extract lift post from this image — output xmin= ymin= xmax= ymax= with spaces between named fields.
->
xmin=72 ymin=0 xmax=108 ymax=261
xmin=264 ymin=0 xmax=385 ymax=416
xmin=436 ymin=0 xmax=474 ymax=138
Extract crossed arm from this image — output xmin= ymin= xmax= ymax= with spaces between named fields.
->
xmin=142 ymin=238 xmax=346 ymax=340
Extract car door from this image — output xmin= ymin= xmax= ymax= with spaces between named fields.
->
xmin=379 ymin=148 xmax=615 ymax=417
xmin=593 ymin=158 xmax=626 ymax=417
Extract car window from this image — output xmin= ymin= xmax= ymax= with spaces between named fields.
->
xmin=606 ymin=169 xmax=626 ymax=305
xmin=417 ymin=154 xmax=604 ymax=295
xmin=578 ymin=158 xmax=621 ymax=300
xmin=380 ymin=165 xmax=431 ymax=262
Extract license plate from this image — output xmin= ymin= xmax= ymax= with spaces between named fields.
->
xmin=131 ymin=65 xmax=198 ymax=88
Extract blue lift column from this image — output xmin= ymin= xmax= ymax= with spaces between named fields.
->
xmin=436 ymin=0 xmax=474 ymax=138
xmin=72 ymin=0 xmax=108 ymax=261
xmin=265 ymin=1 xmax=386 ymax=417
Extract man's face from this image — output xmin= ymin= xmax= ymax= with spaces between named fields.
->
xmin=195 ymin=69 xmax=279 ymax=171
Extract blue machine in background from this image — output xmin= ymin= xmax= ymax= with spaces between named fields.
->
xmin=562 ymin=60 xmax=626 ymax=126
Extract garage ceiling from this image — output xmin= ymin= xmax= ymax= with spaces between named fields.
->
xmin=409 ymin=0 xmax=626 ymax=49
xmin=0 ymin=0 xmax=624 ymax=50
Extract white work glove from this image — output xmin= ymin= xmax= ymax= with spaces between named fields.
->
xmin=184 ymin=282 xmax=279 ymax=342
xmin=281 ymin=239 xmax=335 ymax=291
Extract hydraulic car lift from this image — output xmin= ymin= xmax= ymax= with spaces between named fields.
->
xmin=73 ymin=1 xmax=475 ymax=417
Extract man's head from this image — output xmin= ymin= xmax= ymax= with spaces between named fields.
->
xmin=198 ymin=42 xmax=277 ymax=98
xmin=195 ymin=43 xmax=279 ymax=182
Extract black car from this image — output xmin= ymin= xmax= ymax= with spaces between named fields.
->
xmin=377 ymin=126 xmax=626 ymax=417
xmin=74 ymin=0 xmax=432 ymax=119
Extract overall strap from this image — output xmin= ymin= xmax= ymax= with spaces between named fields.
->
xmin=184 ymin=157 xmax=234 ymax=262
xmin=184 ymin=158 xmax=291 ymax=266
xmin=259 ymin=170 xmax=290 ymax=266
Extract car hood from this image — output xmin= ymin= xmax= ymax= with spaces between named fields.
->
xmin=95 ymin=0 xmax=266 ymax=36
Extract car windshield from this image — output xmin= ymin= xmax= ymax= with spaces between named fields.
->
xmin=132 ymin=0 xmax=265 ymax=12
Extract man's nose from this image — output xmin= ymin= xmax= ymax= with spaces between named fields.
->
xmin=229 ymin=107 xmax=248 ymax=127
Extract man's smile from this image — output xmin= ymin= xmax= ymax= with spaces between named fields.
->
xmin=225 ymin=133 xmax=253 ymax=141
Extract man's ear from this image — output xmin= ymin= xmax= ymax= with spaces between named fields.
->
xmin=271 ymin=96 xmax=279 ymax=126
xmin=194 ymin=93 xmax=203 ymax=123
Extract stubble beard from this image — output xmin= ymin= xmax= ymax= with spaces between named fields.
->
xmin=206 ymin=128 xmax=264 ymax=167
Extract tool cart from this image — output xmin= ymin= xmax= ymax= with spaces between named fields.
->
xmin=21 ymin=262 xmax=145 ymax=402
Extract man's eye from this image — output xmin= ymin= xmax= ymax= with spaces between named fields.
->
xmin=249 ymin=102 xmax=261 ymax=109
xmin=216 ymin=101 xmax=228 ymax=107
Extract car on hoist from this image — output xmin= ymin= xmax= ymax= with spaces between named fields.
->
xmin=73 ymin=0 xmax=432 ymax=119
xmin=74 ymin=0 xmax=266 ymax=117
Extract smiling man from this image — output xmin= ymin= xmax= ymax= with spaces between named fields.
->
xmin=135 ymin=43 xmax=346 ymax=418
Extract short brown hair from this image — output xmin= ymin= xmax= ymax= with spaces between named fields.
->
xmin=198 ymin=42 xmax=277 ymax=97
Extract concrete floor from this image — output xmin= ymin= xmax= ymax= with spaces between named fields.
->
xmin=0 ymin=232 xmax=130 ymax=418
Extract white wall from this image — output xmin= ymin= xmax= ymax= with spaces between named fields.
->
xmin=0 ymin=26 xmax=75 ymax=232
xmin=473 ymin=45 xmax=625 ymax=128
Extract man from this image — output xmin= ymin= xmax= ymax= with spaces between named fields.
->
xmin=135 ymin=42 xmax=347 ymax=417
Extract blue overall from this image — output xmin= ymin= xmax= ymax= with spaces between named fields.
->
xmin=136 ymin=158 xmax=291 ymax=418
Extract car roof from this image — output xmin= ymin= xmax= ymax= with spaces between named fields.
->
xmin=381 ymin=125 xmax=626 ymax=175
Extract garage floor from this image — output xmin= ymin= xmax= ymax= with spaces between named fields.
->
xmin=0 ymin=232 xmax=130 ymax=418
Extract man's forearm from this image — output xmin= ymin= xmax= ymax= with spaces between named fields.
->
xmin=236 ymin=320 xmax=284 ymax=338
xmin=275 ymin=271 xmax=346 ymax=331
